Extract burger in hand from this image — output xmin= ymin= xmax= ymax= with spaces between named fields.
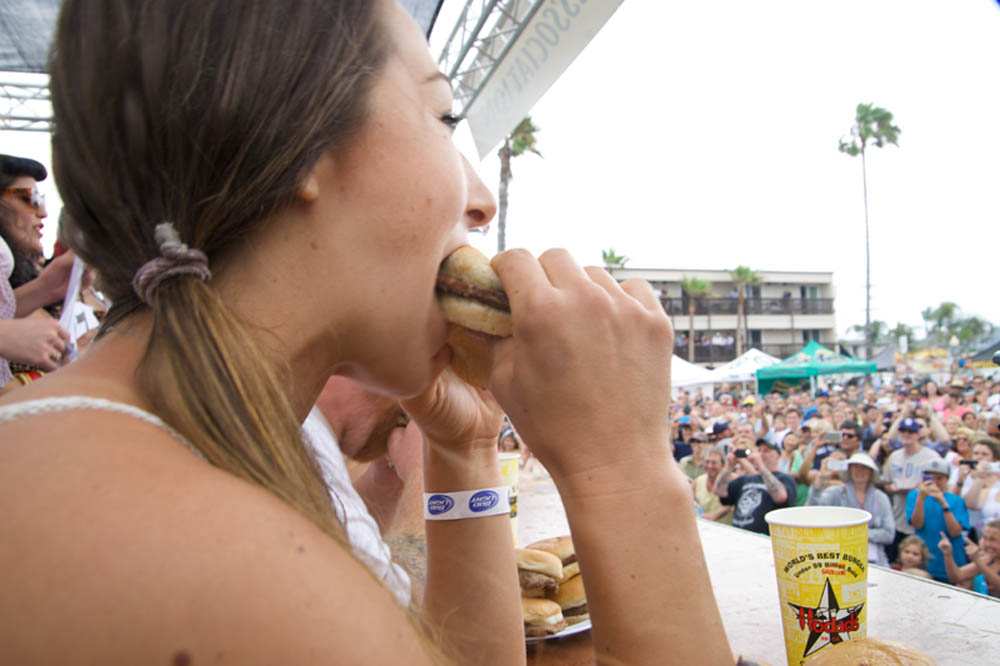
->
xmin=436 ymin=246 xmax=511 ymax=387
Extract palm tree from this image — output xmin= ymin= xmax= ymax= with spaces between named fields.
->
xmin=888 ymin=322 xmax=915 ymax=349
xmin=839 ymin=103 xmax=901 ymax=360
xmin=850 ymin=320 xmax=887 ymax=348
xmin=956 ymin=316 xmax=993 ymax=351
xmin=681 ymin=277 xmax=712 ymax=363
xmin=497 ymin=117 xmax=541 ymax=254
xmin=729 ymin=266 xmax=760 ymax=357
xmin=601 ymin=248 xmax=628 ymax=269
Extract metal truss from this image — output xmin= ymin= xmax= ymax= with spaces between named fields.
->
xmin=0 ymin=79 xmax=52 ymax=133
xmin=437 ymin=0 xmax=546 ymax=118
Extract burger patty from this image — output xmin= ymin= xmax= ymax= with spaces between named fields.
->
xmin=518 ymin=570 xmax=558 ymax=595
xmin=436 ymin=274 xmax=510 ymax=312
xmin=564 ymin=603 xmax=588 ymax=617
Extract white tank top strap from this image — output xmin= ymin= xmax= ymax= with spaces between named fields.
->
xmin=0 ymin=396 xmax=202 ymax=458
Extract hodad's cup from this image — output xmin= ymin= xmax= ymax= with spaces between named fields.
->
xmin=765 ymin=507 xmax=871 ymax=666
xmin=498 ymin=452 xmax=520 ymax=545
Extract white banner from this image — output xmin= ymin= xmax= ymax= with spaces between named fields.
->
xmin=466 ymin=0 xmax=625 ymax=158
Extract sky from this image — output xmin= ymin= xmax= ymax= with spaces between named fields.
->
xmin=3 ymin=0 xmax=998 ymax=339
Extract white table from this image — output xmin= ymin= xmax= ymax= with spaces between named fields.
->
xmin=518 ymin=473 xmax=1000 ymax=665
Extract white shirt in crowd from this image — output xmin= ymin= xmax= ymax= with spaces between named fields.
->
xmin=302 ymin=407 xmax=412 ymax=607
xmin=884 ymin=445 xmax=942 ymax=535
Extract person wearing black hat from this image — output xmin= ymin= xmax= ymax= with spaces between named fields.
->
xmin=0 ymin=154 xmax=49 ymax=286
xmin=882 ymin=417 xmax=943 ymax=563
xmin=714 ymin=437 xmax=797 ymax=535
xmin=0 ymin=154 xmax=74 ymax=387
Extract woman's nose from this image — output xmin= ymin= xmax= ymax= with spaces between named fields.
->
xmin=462 ymin=155 xmax=496 ymax=232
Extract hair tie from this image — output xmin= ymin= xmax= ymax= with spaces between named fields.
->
xmin=132 ymin=222 xmax=211 ymax=304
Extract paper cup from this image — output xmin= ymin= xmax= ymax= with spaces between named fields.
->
xmin=498 ymin=452 xmax=520 ymax=545
xmin=765 ymin=507 xmax=871 ymax=666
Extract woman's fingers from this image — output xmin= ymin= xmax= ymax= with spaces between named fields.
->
xmin=537 ymin=248 xmax=588 ymax=289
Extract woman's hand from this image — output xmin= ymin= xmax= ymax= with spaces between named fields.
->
xmin=0 ymin=316 xmax=70 ymax=371
xmin=938 ymin=532 xmax=953 ymax=557
xmin=488 ymin=249 xmax=673 ymax=484
xmin=401 ymin=365 xmax=503 ymax=451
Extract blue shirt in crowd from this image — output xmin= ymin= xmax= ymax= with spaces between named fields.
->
xmin=905 ymin=489 xmax=970 ymax=581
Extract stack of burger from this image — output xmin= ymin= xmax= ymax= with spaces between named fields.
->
xmin=516 ymin=536 xmax=588 ymax=639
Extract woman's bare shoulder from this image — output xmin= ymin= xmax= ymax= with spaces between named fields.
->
xmin=0 ymin=403 xmax=430 ymax=665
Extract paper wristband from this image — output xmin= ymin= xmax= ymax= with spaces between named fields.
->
xmin=424 ymin=486 xmax=511 ymax=521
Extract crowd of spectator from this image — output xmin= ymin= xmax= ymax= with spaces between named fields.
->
xmin=674 ymin=376 xmax=1000 ymax=597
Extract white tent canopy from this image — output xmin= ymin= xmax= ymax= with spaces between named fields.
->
xmin=709 ymin=348 xmax=781 ymax=384
xmin=671 ymin=355 xmax=719 ymax=388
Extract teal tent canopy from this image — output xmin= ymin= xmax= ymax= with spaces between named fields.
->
xmin=755 ymin=341 xmax=877 ymax=394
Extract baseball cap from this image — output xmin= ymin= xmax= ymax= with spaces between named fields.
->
xmin=712 ymin=421 xmax=731 ymax=435
xmin=923 ymin=459 xmax=950 ymax=477
xmin=741 ymin=396 xmax=757 ymax=406
xmin=677 ymin=415 xmax=691 ymax=426
xmin=816 ymin=389 xmax=830 ymax=398
xmin=898 ymin=418 xmax=921 ymax=433
xmin=756 ymin=438 xmax=781 ymax=452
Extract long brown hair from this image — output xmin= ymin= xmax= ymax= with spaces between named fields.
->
xmin=49 ymin=0 xmax=387 ymax=543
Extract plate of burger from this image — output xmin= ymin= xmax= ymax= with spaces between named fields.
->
xmin=517 ymin=536 xmax=591 ymax=643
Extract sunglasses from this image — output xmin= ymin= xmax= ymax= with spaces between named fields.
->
xmin=3 ymin=187 xmax=45 ymax=212
xmin=840 ymin=432 xmax=858 ymax=439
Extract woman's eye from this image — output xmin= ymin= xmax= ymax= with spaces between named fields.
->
xmin=440 ymin=113 xmax=462 ymax=130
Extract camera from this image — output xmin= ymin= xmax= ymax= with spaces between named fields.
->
xmin=828 ymin=460 xmax=848 ymax=472
xmin=823 ymin=432 xmax=843 ymax=444
xmin=959 ymin=459 xmax=978 ymax=468
xmin=734 ymin=448 xmax=751 ymax=459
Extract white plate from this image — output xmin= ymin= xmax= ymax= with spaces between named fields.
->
xmin=525 ymin=619 xmax=592 ymax=644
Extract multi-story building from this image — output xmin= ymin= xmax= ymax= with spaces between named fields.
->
xmin=608 ymin=267 xmax=837 ymax=367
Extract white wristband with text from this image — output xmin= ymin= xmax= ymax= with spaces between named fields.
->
xmin=424 ymin=486 xmax=511 ymax=521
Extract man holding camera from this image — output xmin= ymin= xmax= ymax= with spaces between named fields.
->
xmin=714 ymin=437 xmax=797 ymax=535
xmin=883 ymin=417 xmax=943 ymax=563
xmin=906 ymin=458 xmax=972 ymax=583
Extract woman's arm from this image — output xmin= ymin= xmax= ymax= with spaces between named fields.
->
xmin=867 ymin=491 xmax=896 ymax=546
xmin=12 ymin=251 xmax=76 ymax=317
xmin=490 ymin=251 xmax=733 ymax=665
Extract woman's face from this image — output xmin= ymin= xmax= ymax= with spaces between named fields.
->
xmin=312 ymin=0 xmax=495 ymax=396
xmin=0 ymin=175 xmax=46 ymax=256
xmin=981 ymin=527 xmax=1000 ymax=558
xmin=782 ymin=433 xmax=799 ymax=453
xmin=848 ymin=464 xmax=872 ymax=486
xmin=954 ymin=436 xmax=972 ymax=457
xmin=962 ymin=412 xmax=978 ymax=428
xmin=972 ymin=444 xmax=996 ymax=463
xmin=899 ymin=543 xmax=924 ymax=569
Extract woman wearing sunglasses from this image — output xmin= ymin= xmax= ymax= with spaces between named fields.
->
xmin=0 ymin=155 xmax=74 ymax=388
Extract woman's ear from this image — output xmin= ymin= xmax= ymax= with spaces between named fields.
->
xmin=298 ymin=171 xmax=321 ymax=203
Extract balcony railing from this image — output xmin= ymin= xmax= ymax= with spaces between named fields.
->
xmin=661 ymin=298 xmax=834 ymax=317
xmin=674 ymin=344 xmax=738 ymax=364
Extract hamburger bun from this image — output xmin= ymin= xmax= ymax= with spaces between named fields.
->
xmin=552 ymin=574 xmax=588 ymax=626
xmin=806 ymin=638 xmax=935 ymax=665
xmin=527 ymin=535 xmax=578 ymax=580
xmin=516 ymin=548 xmax=563 ymax=597
xmin=521 ymin=597 xmax=566 ymax=637
xmin=445 ymin=324 xmax=496 ymax=388
xmin=436 ymin=246 xmax=512 ymax=387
